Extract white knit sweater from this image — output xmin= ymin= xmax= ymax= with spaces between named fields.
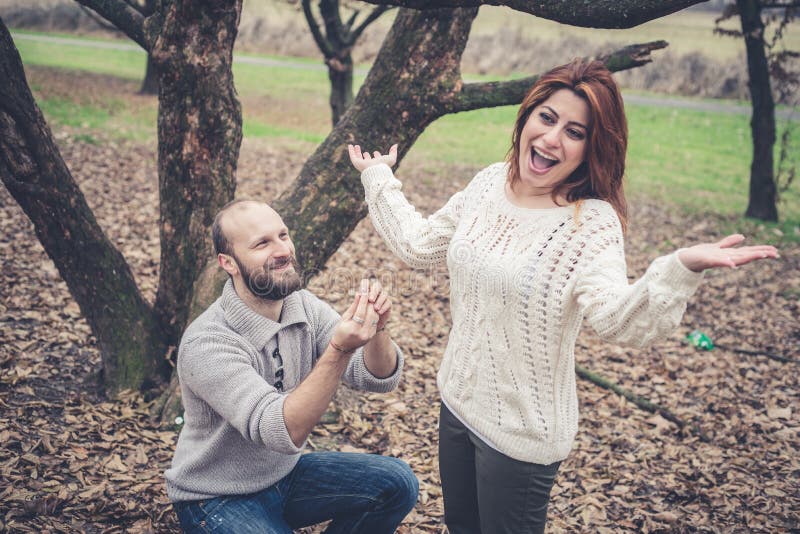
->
xmin=361 ymin=162 xmax=704 ymax=464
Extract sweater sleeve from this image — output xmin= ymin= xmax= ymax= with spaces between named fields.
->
xmin=574 ymin=208 xmax=704 ymax=348
xmin=178 ymin=335 xmax=302 ymax=455
xmin=307 ymin=291 xmax=404 ymax=393
xmin=361 ymin=163 xmax=468 ymax=269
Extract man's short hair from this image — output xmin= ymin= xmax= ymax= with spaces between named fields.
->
xmin=212 ymin=199 xmax=261 ymax=256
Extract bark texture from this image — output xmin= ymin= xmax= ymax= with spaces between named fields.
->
xmin=0 ymin=19 xmax=170 ymax=392
xmin=356 ymin=0 xmax=706 ymax=28
xmin=738 ymin=0 xmax=778 ymax=221
xmin=148 ymin=0 xmax=243 ymax=344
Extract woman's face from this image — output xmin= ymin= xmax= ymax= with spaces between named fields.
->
xmin=517 ymin=88 xmax=590 ymax=194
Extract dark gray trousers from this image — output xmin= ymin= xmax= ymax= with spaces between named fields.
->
xmin=438 ymin=403 xmax=560 ymax=534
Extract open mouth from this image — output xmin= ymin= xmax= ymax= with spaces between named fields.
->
xmin=530 ymin=147 xmax=559 ymax=171
xmin=268 ymin=258 xmax=294 ymax=272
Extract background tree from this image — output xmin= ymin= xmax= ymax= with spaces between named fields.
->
xmin=715 ymin=1 xmax=798 ymax=221
xmin=77 ymin=0 xmax=159 ymax=94
xmin=301 ymin=0 xmax=391 ymax=125
xmin=0 ymin=0 xmax=706 ymax=398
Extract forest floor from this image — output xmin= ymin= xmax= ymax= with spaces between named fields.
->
xmin=1 ymin=68 xmax=799 ymax=533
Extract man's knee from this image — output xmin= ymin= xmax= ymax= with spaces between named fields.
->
xmin=381 ymin=457 xmax=419 ymax=511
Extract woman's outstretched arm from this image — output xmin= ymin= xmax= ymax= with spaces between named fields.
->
xmin=348 ymin=143 xmax=470 ymax=269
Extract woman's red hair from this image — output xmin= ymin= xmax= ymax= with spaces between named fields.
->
xmin=506 ymin=59 xmax=628 ymax=231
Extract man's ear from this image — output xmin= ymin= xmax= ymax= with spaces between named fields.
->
xmin=218 ymin=254 xmax=238 ymax=276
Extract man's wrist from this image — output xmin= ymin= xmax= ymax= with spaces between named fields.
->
xmin=329 ymin=339 xmax=356 ymax=354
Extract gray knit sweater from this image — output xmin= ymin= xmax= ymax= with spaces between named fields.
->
xmin=165 ymin=280 xmax=404 ymax=502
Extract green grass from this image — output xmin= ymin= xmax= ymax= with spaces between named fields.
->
xmin=37 ymin=97 xmax=113 ymax=129
xmin=242 ymin=120 xmax=326 ymax=144
xmin=13 ymin=33 xmax=147 ymax=80
xmin=9 ymin=29 xmax=800 ymax=240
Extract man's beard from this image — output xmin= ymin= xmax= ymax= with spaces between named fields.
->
xmin=235 ymin=254 xmax=303 ymax=301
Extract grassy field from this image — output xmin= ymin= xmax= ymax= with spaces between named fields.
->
xmin=9 ymin=29 xmax=800 ymax=239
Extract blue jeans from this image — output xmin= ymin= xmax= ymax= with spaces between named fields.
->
xmin=173 ymin=451 xmax=418 ymax=534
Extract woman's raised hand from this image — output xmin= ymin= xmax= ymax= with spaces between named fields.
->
xmin=676 ymin=234 xmax=779 ymax=273
xmin=348 ymin=143 xmax=398 ymax=172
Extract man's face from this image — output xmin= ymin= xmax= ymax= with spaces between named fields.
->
xmin=221 ymin=202 xmax=302 ymax=301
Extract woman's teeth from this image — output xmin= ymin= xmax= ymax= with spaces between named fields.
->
xmin=531 ymin=147 xmax=558 ymax=170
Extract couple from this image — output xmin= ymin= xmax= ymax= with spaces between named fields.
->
xmin=166 ymin=60 xmax=778 ymax=534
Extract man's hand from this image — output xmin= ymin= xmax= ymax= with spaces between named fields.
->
xmin=284 ymin=278 xmax=396 ymax=447
xmin=331 ymin=278 xmax=381 ymax=353
xmin=348 ymin=143 xmax=398 ymax=172
xmin=677 ymin=234 xmax=779 ymax=272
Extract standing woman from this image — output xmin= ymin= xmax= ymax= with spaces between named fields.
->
xmin=348 ymin=59 xmax=778 ymax=534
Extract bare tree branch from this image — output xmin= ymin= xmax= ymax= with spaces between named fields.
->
xmin=452 ymin=41 xmax=668 ymax=113
xmin=302 ymin=0 xmax=335 ymax=57
xmin=350 ymin=5 xmax=391 ymax=43
xmin=354 ymin=0 xmax=707 ymax=28
xmin=343 ymin=8 xmax=359 ymax=31
xmin=77 ymin=4 xmax=123 ymax=32
xmin=74 ymin=0 xmax=148 ymax=49
xmin=575 ymin=364 xmax=711 ymax=441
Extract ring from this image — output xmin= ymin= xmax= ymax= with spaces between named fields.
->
xmin=352 ymin=317 xmax=365 ymax=325
xmin=371 ymin=321 xmax=379 ymax=326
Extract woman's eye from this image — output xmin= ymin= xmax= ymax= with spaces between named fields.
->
xmin=567 ymin=128 xmax=585 ymax=140
xmin=539 ymin=112 xmax=554 ymax=124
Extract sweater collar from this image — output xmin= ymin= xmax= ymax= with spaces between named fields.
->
xmin=220 ymin=279 xmax=308 ymax=351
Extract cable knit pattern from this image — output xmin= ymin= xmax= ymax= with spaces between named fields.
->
xmin=361 ymin=162 xmax=703 ymax=464
xmin=165 ymin=280 xmax=403 ymax=502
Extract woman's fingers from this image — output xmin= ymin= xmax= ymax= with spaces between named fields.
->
xmin=717 ymin=234 xmax=746 ymax=249
xmin=368 ymin=279 xmax=382 ymax=303
xmin=353 ymin=278 xmax=370 ymax=325
xmin=347 ymin=144 xmax=358 ymax=161
xmin=730 ymin=245 xmax=779 ymax=265
xmin=373 ymin=292 xmax=388 ymax=312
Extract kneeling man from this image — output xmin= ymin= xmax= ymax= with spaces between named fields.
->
xmin=165 ymin=200 xmax=418 ymax=533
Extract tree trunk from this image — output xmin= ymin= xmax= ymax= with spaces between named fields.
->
xmin=738 ymin=0 xmax=778 ymax=221
xmin=146 ymin=0 xmax=243 ymax=345
xmin=0 ymin=19 xmax=170 ymax=394
xmin=139 ymin=53 xmax=159 ymax=95
xmin=327 ymin=54 xmax=354 ymax=126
